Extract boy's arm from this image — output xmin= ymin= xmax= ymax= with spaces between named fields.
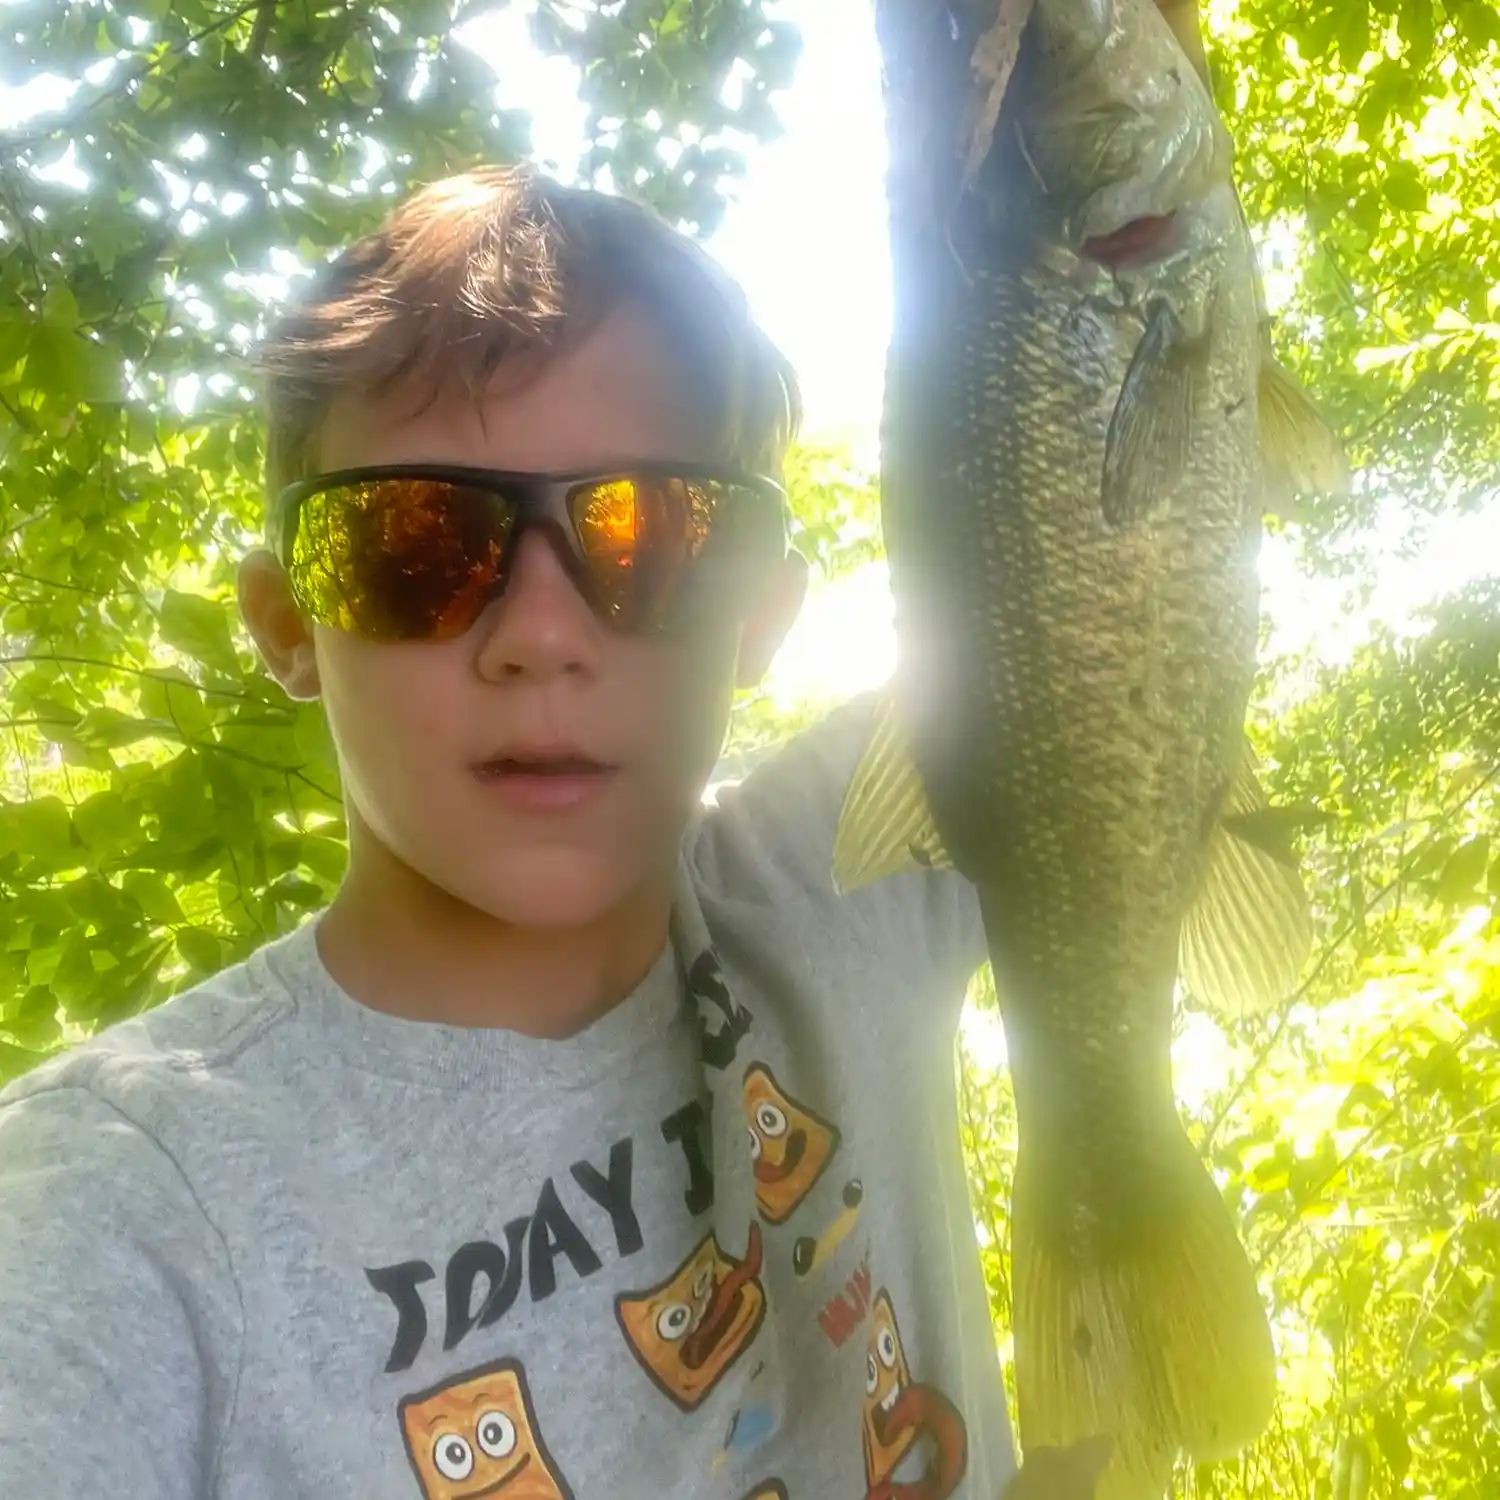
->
xmin=699 ymin=693 xmax=987 ymax=989
xmin=0 ymin=1086 xmax=240 ymax=1499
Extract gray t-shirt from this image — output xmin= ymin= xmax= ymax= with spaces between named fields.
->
xmin=0 ymin=701 xmax=1014 ymax=1500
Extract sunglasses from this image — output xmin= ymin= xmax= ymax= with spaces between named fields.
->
xmin=269 ymin=463 xmax=789 ymax=641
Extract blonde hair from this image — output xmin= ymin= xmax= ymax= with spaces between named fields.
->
xmin=258 ymin=166 xmax=801 ymax=497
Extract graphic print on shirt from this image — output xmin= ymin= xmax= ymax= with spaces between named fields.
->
xmin=743 ymin=1061 xmax=840 ymax=1224
xmin=712 ymin=1358 xmax=780 ymax=1472
xmin=738 ymin=1483 xmax=789 ymax=1500
xmin=792 ymin=1177 xmax=864 ymax=1279
xmin=689 ymin=949 xmax=753 ymax=1070
xmin=398 ymin=1356 xmax=574 ymax=1500
xmin=615 ymin=1222 xmax=767 ymax=1411
xmin=861 ymin=1290 xmax=968 ymax=1500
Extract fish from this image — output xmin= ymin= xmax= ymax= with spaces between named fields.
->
xmin=835 ymin=0 xmax=1347 ymax=1494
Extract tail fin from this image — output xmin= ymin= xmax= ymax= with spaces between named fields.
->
xmin=1011 ymin=1114 xmax=1274 ymax=1499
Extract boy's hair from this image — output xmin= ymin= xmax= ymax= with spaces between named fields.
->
xmin=258 ymin=166 xmax=802 ymax=498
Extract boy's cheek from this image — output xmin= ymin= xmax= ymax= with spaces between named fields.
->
xmin=647 ymin=632 xmax=742 ymax=792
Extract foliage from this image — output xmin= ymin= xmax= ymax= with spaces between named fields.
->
xmin=1178 ymin=915 xmax=1500 ymax=1499
xmin=1209 ymin=0 xmax=1500 ymax=540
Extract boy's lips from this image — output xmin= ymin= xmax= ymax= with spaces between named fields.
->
xmin=471 ymin=748 xmax=619 ymax=812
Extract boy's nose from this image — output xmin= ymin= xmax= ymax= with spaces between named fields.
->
xmin=472 ymin=531 xmax=602 ymax=682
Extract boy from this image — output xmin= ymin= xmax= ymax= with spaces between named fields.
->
xmin=0 ymin=168 xmax=1107 ymax=1499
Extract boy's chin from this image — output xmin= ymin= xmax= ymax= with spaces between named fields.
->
xmin=455 ymin=851 xmax=672 ymax=930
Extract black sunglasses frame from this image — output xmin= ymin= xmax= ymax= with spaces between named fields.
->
xmin=269 ymin=462 xmax=791 ymax=635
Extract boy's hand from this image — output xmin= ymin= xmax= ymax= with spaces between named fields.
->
xmin=1001 ymin=1435 xmax=1113 ymax=1500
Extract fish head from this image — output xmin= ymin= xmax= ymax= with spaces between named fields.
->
xmin=997 ymin=0 xmax=1236 ymax=262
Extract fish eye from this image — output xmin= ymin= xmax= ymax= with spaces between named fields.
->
xmin=747 ymin=1125 xmax=762 ymax=1161
xmin=866 ymin=1353 xmax=880 ymax=1394
xmin=433 ymin=1433 xmax=475 ymax=1481
xmin=657 ymin=1301 xmax=694 ymax=1341
xmin=878 ymin=1326 xmax=898 ymax=1369
xmin=475 ymin=1410 xmax=517 ymax=1460
xmin=755 ymin=1102 xmax=788 ymax=1138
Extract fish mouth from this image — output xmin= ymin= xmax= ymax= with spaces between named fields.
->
xmin=1081 ymin=211 xmax=1180 ymax=266
xmin=753 ymin=1128 xmax=807 ymax=1183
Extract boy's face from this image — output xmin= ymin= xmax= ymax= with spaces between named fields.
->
xmin=241 ymin=307 xmax=804 ymax=929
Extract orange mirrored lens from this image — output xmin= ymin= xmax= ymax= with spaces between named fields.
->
xmin=570 ymin=476 xmax=721 ymax=626
xmin=289 ymin=480 xmax=514 ymax=640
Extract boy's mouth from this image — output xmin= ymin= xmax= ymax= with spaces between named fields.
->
xmin=472 ymin=749 xmax=618 ymax=811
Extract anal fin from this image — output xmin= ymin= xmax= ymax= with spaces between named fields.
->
xmin=1179 ymin=745 xmax=1315 ymax=1017
xmin=832 ymin=691 xmax=952 ymax=894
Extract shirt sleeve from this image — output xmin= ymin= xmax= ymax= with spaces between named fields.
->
xmin=694 ymin=693 xmax=988 ymax=995
xmin=0 ymin=1085 xmax=242 ymax=1500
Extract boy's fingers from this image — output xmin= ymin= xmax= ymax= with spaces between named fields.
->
xmin=1004 ymin=1434 xmax=1115 ymax=1499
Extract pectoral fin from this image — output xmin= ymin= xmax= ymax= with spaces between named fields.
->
xmin=1258 ymin=342 xmax=1350 ymax=506
xmin=1180 ymin=748 xmax=1315 ymax=1016
xmin=832 ymin=692 xmax=952 ymax=893
xmin=1101 ymin=298 xmax=1208 ymax=527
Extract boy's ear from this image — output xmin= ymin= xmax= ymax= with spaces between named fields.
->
xmin=238 ymin=550 xmax=322 ymax=702
xmin=736 ymin=551 xmax=808 ymax=688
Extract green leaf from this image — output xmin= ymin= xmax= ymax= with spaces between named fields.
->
xmin=1372 ymin=1408 xmax=1412 ymax=1479
xmin=158 ymin=590 xmax=239 ymax=674
xmin=269 ymin=873 xmax=325 ymax=910
xmin=175 ymin=927 xmax=223 ymax=974
xmin=72 ymin=706 xmax=168 ymax=750
xmin=0 ymin=797 xmax=75 ymax=866
xmin=1435 ymin=836 xmax=1489 ymax=903
xmin=2 ymin=985 xmax=63 ymax=1051
xmin=1395 ymin=0 xmax=1435 ymax=67
xmin=1456 ymin=0 xmax=1500 ymax=46
xmin=297 ymin=835 xmax=348 ymax=882
xmin=72 ymin=789 xmax=140 ymax=856
xmin=48 ymin=933 xmax=98 ymax=1009
xmin=121 ymin=871 xmax=187 ymax=926
xmin=90 ymin=940 xmax=173 ymax=1031
xmin=41 ymin=283 xmax=80 ymax=331
xmin=1384 ymin=174 xmax=1429 ymax=215
xmin=1335 ymin=0 xmax=1370 ymax=69
xmin=140 ymin=667 xmax=215 ymax=742
xmin=0 ymin=1038 xmax=54 ymax=1084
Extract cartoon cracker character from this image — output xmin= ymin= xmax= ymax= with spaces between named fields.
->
xmin=861 ymin=1291 xmax=968 ymax=1500
xmin=398 ymin=1357 xmax=574 ymax=1500
xmin=615 ymin=1224 xmax=766 ymax=1411
xmin=742 ymin=1062 xmax=840 ymax=1224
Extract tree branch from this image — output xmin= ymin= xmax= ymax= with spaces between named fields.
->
xmin=0 ymin=654 xmax=264 ymax=703
xmin=247 ymin=0 xmax=277 ymax=60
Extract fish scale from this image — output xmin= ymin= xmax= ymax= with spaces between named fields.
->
xmin=840 ymin=0 xmax=1342 ymax=1492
